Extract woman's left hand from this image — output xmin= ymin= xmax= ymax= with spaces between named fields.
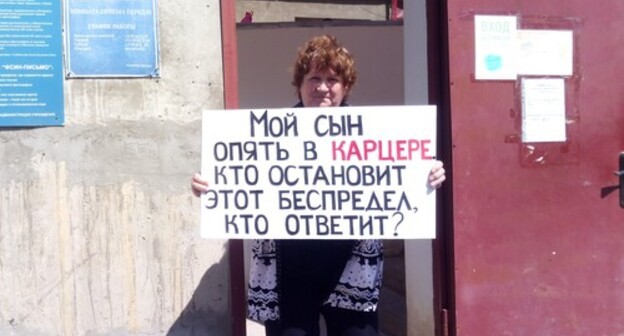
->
xmin=429 ymin=160 xmax=446 ymax=189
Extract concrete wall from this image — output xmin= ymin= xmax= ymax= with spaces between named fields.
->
xmin=236 ymin=0 xmax=387 ymax=23
xmin=0 ymin=1 xmax=230 ymax=335
xmin=237 ymin=22 xmax=404 ymax=109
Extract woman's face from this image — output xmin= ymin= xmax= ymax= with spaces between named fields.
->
xmin=299 ymin=67 xmax=349 ymax=107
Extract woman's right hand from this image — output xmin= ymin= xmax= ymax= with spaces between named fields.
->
xmin=191 ymin=173 xmax=209 ymax=197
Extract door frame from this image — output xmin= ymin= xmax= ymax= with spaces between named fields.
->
xmin=218 ymin=1 xmax=456 ymax=335
xmin=219 ymin=2 xmax=246 ymax=336
xmin=425 ymin=0 xmax=456 ymax=334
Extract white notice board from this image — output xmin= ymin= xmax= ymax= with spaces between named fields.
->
xmin=200 ymin=105 xmax=438 ymax=239
xmin=474 ymin=15 xmax=518 ymax=80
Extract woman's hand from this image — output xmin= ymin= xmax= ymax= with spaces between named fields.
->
xmin=191 ymin=173 xmax=210 ymax=197
xmin=429 ymin=160 xmax=446 ymax=189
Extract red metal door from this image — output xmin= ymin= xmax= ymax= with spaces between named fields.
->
xmin=446 ymin=1 xmax=624 ymax=335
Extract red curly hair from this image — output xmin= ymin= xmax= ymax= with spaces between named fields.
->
xmin=291 ymin=34 xmax=357 ymax=100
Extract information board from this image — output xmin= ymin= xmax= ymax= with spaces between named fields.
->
xmin=0 ymin=0 xmax=65 ymax=127
xmin=65 ymin=0 xmax=159 ymax=77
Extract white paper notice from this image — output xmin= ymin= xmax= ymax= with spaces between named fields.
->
xmin=518 ymin=30 xmax=573 ymax=76
xmin=521 ymin=78 xmax=567 ymax=143
xmin=475 ymin=15 xmax=518 ymax=80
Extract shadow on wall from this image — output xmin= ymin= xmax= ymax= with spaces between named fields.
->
xmin=167 ymin=245 xmax=232 ymax=336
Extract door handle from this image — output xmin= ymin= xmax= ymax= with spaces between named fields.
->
xmin=618 ymin=153 xmax=624 ymax=208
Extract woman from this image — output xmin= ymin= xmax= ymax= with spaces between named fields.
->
xmin=192 ymin=34 xmax=446 ymax=336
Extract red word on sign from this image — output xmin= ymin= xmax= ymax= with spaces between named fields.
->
xmin=332 ymin=139 xmax=433 ymax=161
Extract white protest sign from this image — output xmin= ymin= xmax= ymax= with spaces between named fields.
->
xmin=200 ymin=105 xmax=438 ymax=239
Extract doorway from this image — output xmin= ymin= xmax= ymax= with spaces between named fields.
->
xmin=221 ymin=1 xmax=449 ymax=335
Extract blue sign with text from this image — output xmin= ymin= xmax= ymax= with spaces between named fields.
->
xmin=66 ymin=0 xmax=160 ymax=77
xmin=0 ymin=1 xmax=65 ymax=127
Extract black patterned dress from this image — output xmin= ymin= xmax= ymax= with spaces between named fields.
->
xmin=247 ymin=238 xmax=384 ymax=322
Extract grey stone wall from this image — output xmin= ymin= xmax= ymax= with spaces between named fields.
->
xmin=236 ymin=0 xmax=387 ymax=23
xmin=0 ymin=1 xmax=230 ymax=335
